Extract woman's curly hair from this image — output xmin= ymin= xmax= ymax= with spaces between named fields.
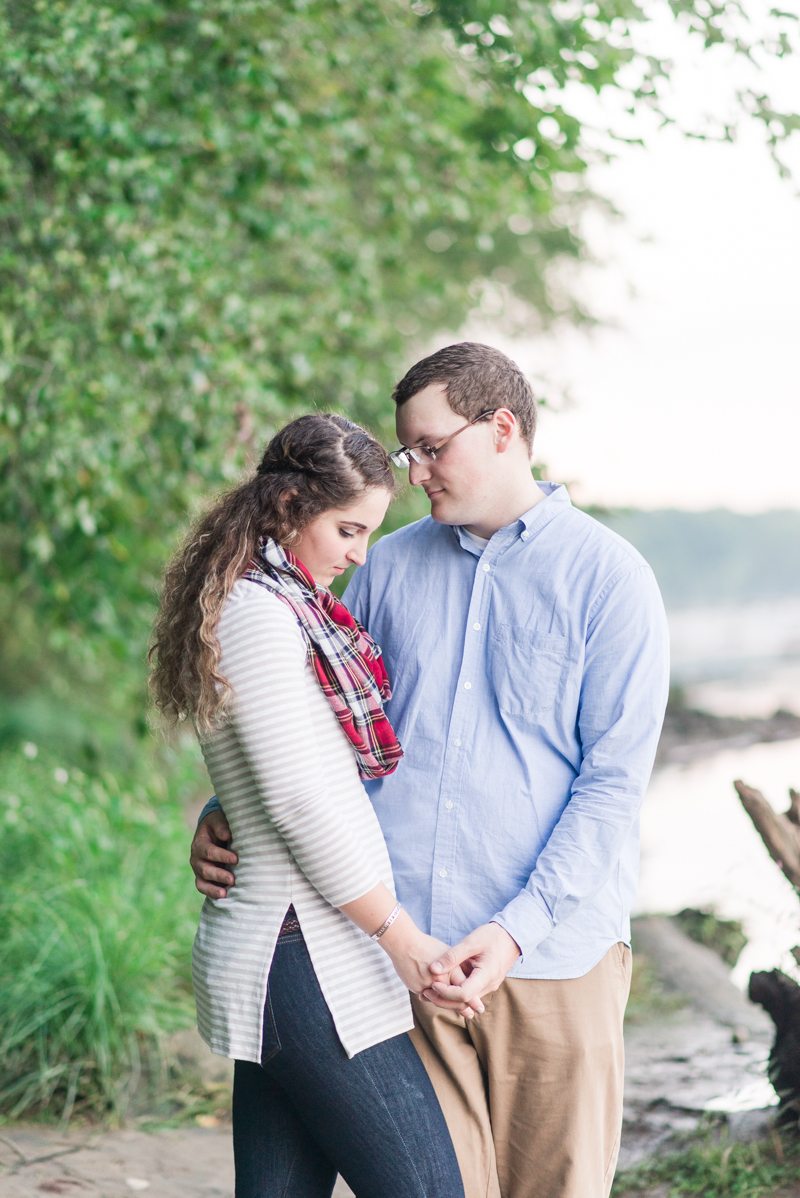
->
xmin=149 ymin=412 xmax=396 ymax=735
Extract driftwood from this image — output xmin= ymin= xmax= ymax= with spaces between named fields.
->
xmin=750 ymin=970 xmax=800 ymax=1127
xmin=734 ymin=780 xmax=800 ymax=890
xmin=736 ymin=779 xmax=800 ymax=1127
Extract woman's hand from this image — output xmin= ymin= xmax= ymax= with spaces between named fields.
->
xmin=380 ymin=917 xmax=484 ymax=1018
xmin=338 ymin=884 xmax=483 ymax=1018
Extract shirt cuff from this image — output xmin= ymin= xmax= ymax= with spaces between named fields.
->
xmin=197 ymin=794 xmax=222 ymax=827
xmin=491 ymin=890 xmax=554 ymax=965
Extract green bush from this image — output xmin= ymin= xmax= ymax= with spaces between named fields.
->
xmin=673 ymin=908 xmax=747 ymax=969
xmin=0 ymin=740 xmax=204 ymax=1120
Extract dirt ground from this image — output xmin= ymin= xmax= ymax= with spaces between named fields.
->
xmin=7 ymin=1124 xmax=800 ymax=1198
xmin=0 ymin=1125 xmax=354 ymax=1198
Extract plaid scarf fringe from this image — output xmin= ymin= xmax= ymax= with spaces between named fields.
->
xmin=243 ymin=539 xmax=403 ymax=781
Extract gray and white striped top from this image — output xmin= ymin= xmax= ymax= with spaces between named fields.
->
xmin=191 ymin=579 xmax=413 ymax=1062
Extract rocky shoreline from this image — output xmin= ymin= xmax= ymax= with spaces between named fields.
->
xmin=620 ymin=917 xmax=776 ymax=1171
xmin=655 ymin=702 xmax=800 ymax=768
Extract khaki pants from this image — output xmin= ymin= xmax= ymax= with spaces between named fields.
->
xmin=409 ymin=943 xmax=632 ymax=1198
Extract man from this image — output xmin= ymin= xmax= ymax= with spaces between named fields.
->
xmin=192 ymin=342 xmax=669 ymax=1198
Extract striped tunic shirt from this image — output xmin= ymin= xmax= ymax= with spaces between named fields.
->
xmin=192 ymin=579 xmax=413 ymax=1061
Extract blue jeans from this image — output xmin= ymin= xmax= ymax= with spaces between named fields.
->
xmin=232 ymin=932 xmax=465 ymax=1198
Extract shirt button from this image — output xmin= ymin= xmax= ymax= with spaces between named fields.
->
xmin=439 ymin=868 xmax=448 ymax=878
xmin=482 ymin=563 xmax=490 ymax=572
xmin=445 ymin=800 xmax=453 ymax=810
xmin=473 ymin=622 xmax=481 ymax=631
xmin=464 ymin=681 xmax=472 ymax=690
xmin=453 ymin=738 xmax=461 ymax=747
xmin=521 ymin=531 xmax=530 ymax=540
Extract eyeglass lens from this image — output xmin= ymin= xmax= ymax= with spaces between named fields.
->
xmin=390 ymin=410 xmax=496 ymax=469
xmin=390 ymin=447 xmax=433 ymax=468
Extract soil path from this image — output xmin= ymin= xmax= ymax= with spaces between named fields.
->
xmin=0 ymin=1126 xmax=354 ymax=1198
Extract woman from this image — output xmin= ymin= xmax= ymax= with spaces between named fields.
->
xmin=150 ymin=413 xmax=467 ymax=1198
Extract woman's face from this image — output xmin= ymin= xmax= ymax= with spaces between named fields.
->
xmin=290 ymin=487 xmax=392 ymax=587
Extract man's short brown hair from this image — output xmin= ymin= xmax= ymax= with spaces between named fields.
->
xmin=392 ymin=342 xmax=537 ymax=450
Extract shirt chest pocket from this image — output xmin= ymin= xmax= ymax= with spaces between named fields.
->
xmin=491 ymin=624 xmax=568 ymax=717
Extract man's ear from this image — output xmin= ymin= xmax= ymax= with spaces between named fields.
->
xmin=492 ymin=408 xmax=518 ymax=454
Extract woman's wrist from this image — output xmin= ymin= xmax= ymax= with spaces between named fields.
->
xmin=376 ymin=908 xmax=418 ymax=957
xmin=339 ymin=882 xmax=405 ymax=942
xmin=370 ymin=901 xmax=403 ymax=942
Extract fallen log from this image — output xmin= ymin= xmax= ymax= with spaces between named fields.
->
xmin=734 ymin=780 xmax=800 ymax=890
xmin=736 ymin=779 xmax=800 ymax=1129
xmin=788 ymin=788 xmax=800 ymax=828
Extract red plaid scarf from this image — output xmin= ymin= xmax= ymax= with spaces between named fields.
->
xmin=243 ymin=538 xmax=403 ymax=780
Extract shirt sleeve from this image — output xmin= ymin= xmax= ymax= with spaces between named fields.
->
xmin=197 ymin=794 xmax=222 ymax=825
xmin=491 ymin=564 xmax=670 ymax=961
xmin=216 ymin=585 xmax=381 ymax=908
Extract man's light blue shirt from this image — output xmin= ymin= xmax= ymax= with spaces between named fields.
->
xmin=343 ymin=483 xmax=670 ymax=979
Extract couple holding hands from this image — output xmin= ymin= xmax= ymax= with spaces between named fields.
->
xmin=151 ymin=342 xmax=669 ymax=1198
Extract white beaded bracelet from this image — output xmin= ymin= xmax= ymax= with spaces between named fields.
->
xmin=371 ymin=902 xmax=402 ymax=942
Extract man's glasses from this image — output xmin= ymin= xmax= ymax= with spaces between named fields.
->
xmin=389 ymin=410 xmax=497 ymax=469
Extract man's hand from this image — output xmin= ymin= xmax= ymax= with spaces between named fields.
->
xmin=421 ymin=922 xmax=521 ymax=1009
xmin=190 ymin=810 xmax=238 ymax=899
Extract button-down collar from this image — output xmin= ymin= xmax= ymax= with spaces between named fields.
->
xmin=455 ymin=483 xmax=570 ymax=559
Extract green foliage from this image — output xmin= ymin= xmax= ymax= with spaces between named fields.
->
xmin=613 ymin=1124 xmax=800 ymax=1196
xmin=0 ymin=741 xmax=204 ymax=1119
xmin=673 ymin=908 xmax=747 ymax=969
xmin=0 ymin=0 xmax=587 ymax=700
xmin=0 ymin=0 xmax=796 ymax=716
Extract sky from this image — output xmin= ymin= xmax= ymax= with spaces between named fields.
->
xmin=467 ymin=5 xmax=800 ymax=513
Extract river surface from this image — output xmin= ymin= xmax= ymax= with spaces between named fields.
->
xmin=639 ymin=736 xmax=800 ymax=989
xmin=640 ymin=598 xmax=800 ymax=990
xmin=668 ymin=598 xmax=800 ymax=693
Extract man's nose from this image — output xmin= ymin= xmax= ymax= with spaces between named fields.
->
xmin=408 ymin=457 xmax=431 ymax=487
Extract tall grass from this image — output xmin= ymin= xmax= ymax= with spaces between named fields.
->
xmin=0 ymin=740 xmax=204 ymax=1120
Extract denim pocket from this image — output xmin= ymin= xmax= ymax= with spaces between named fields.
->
xmin=491 ymin=624 xmax=568 ymax=716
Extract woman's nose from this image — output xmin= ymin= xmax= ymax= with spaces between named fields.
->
xmin=347 ymin=543 xmax=368 ymax=567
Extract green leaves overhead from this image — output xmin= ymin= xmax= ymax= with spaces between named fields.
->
xmin=0 ymin=1 xmax=583 ymax=679
xmin=0 ymin=0 xmax=795 ymax=701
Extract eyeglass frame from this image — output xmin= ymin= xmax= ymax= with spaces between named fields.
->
xmin=389 ymin=409 xmax=498 ymax=469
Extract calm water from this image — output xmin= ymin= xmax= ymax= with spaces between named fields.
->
xmin=669 ymin=597 xmax=800 ymax=695
xmin=641 ymin=600 xmax=800 ymax=987
xmin=639 ymin=737 xmax=800 ymax=988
